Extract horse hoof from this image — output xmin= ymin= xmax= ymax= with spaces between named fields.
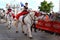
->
xmin=22 ymin=31 xmax=24 ymax=33
xmin=34 ymin=30 xmax=37 ymax=32
xmin=16 ymin=31 xmax=19 ymax=33
xmin=24 ymin=34 xmax=27 ymax=36
xmin=29 ymin=37 xmax=33 ymax=39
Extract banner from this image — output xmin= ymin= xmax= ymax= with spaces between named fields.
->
xmin=36 ymin=20 xmax=60 ymax=33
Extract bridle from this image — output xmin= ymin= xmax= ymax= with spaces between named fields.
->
xmin=29 ymin=12 xmax=35 ymax=21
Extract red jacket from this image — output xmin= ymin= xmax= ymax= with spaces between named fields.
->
xmin=6 ymin=11 xmax=15 ymax=19
xmin=16 ymin=10 xmax=29 ymax=20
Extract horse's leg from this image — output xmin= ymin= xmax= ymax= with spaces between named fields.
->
xmin=7 ymin=20 xmax=11 ymax=29
xmin=16 ymin=25 xmax=18 ymax=33
xmin=14 ymin=20 xmax=19 ymax=33
xmin=33 ymin=23 xmax=37 ymax=32
xmin=23 ymin=24 xmax=27 ymax=35
xmin=6 ymin=16 xmax=11 ymax=29
xmin=5 ymin=16 xmax=7 ymax=22
xmin=27 ymin=24 xmax=33 ymax=39
xmin=8 ymin=17 xmax=13 ymax=29
xmin=21 ymin=23 xmax=27 ymax=34
xmin=30 ymin=24 xmax=33 ymax=32
xmin=21 ymin=23 xmax=24 ymax=33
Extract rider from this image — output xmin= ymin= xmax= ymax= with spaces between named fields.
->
xmin=15 ymin=2 xmax=29 ymax=20
xmin=6 ymin=8 xmax=15 ymax=19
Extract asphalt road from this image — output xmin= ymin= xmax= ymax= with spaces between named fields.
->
xmin=0 ymin=22 xmax=60 ymax=40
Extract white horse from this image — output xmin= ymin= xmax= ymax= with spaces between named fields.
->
xmin=6 ymin=11 xmax=15 ymax=29
xmin=0 ymin=10 xmax=6 ymax=23
xmin=14 ymin=11 xmax=36 ymax=39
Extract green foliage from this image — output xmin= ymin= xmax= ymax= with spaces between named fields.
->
xmin=38 ymin=0 xmax=54 ymax=13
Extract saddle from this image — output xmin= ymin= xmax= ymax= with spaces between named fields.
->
xmin=22 ymin=14 xmax=27 ymax=24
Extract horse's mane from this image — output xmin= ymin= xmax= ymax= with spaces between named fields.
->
xmin=29 ymin=11 xmax=35 ymax=16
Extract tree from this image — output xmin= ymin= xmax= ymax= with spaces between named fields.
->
xmin=38 ymin=0 xmax=54 ymax=13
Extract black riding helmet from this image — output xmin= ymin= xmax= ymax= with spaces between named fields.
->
xmin=25 ymin=2 xmax=28 ymax=5
xmin=8 ymin=8 xmax=12 ymax=12
xmin=24 ymin=2 xmax=28 ymax=10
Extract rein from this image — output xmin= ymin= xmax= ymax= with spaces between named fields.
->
xmin=29 ymin=14 xmax=34 ymax=21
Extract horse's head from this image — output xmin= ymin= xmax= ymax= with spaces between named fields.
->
xmin=29 ymin=11 xmax=35 ymax=17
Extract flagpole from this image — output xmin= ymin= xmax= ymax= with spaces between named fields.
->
xmin=13 ymin=0 xmax=16 ymax=15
